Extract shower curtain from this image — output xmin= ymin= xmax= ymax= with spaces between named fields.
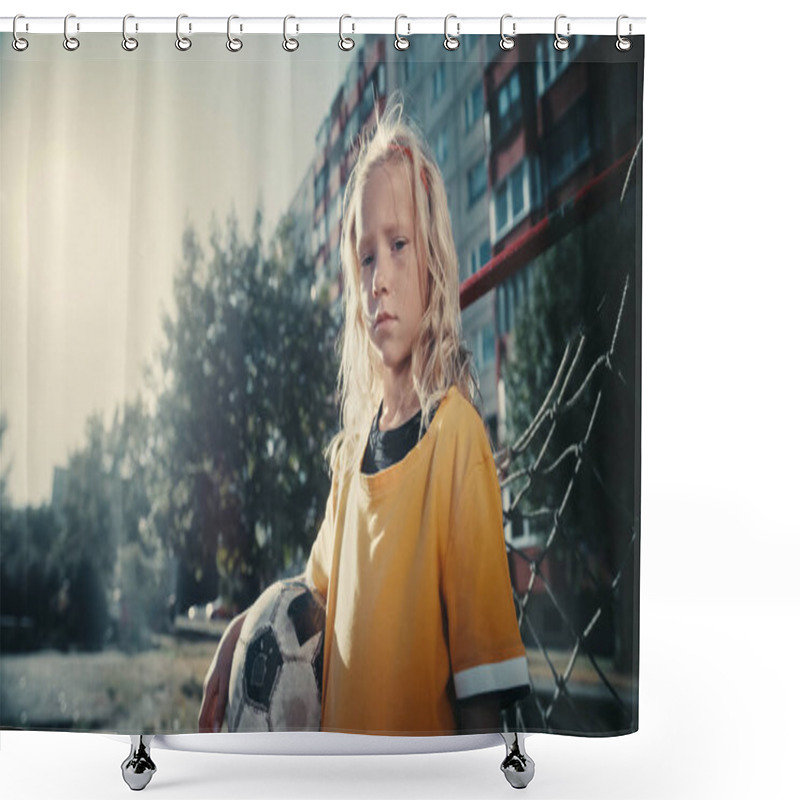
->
xmin=0 ymin=28 xmax=642 ymax=738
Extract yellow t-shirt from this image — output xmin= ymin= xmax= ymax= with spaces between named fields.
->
xmin=305 ymin=387 xmax=529 ymax=735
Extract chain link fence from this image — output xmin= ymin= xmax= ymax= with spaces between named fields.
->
xmin=498 ymin=273 xmax=638 ymax=734
xmin=455 ymin=138 xmax=643 ymax=736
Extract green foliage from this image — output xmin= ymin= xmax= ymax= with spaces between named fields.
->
xmin=0 ymin=402 xmax=170 ymax=652
xmin=149 ymin=211 xmax=338 ymax=608
xmin=52 ymin=414 xmax=116 ymax=650
xmin=106 ymin=399 xmax=173 ymax=648
xmin=1 ymin=209 xmax=339 ymax=647
xmin=0 ymin=497 xmax=62 ymax=652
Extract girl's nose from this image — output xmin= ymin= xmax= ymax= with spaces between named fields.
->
xmin=371 ymin=247 xmax=389 ymax=296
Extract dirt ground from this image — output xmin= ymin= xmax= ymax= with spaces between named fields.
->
xmin=1 ymin=634 xmax=635 ymax=734
xmin=0 ymin=633 xmax=218 ymax=733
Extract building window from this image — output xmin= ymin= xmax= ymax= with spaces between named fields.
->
xmin=434 ymin=129 xmax=449 ymax=167
xmin=377 ymin=63 xmax=386 ymax=95
xmin=470 ymin=238 xmax=491 ymax=275
xmin=432 ymin=63 xmax=446 ymax=103
xmin=315 ymin=116 xmax=331 ymax=152
xmin=482 ymin=324 xmax=495 ymax=367
xmin=403 ymin=58 xmax=416 ymax=84
xmin=546 ymin=100 xmax=591 ymax=189
xmin=497 ymin=70 xmax=522 ymax=139
xmin=344 ymin=112 xmax=359 ymax=149
xmin=314 ymin=164 xmax=328 ymax=207
xmin=325 ymin=204 xmax=335 ymax=245
xmin=535 ymin=38 xmax=585 ymax=97
xmin=467 ymin=159 xmax=487 ymax=207
xmin=480 ymin=239 xmax=491 ymax=269
xmin=473 ymin=324 xmax=496 ymax=371
xmin=360 ymin=87 xmax=375 ymax=122
xmin=344 ymin=60 xmax=358 ymax=98
xmin=530 ymin=156 xmax=543 ymax=213
xmin=495 ymin=189 xmax=508 ymax=235
xmin=359 ymin=67 xmax=384 ymax=123
xmin=492 ymin=159 xmax=532 ymax=242
xmin=464 ymin=82 xmax=484 ymax=131
xmin=511 ymin=166 xmax=525 ymax=218
xmin=459 ymin=254 xmax=469 ymax=283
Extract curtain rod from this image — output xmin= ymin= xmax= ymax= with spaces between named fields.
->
xmin=1 ymin=16 xmax=646 ymax=37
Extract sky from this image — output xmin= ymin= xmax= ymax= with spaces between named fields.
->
xmin=0 ymin=33 xmax=347 ymax=507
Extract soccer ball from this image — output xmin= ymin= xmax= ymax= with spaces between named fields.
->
xmin=227 ymin=578 xmax=325 ymax=732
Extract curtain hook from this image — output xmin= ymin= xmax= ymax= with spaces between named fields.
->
xmin=175 ymin=14 xmax=192 ymax=51
xmin=12 ymin=14 xmax=29 ymax=52
xmin=283 ymin=15 xmax=299 ymax=52
xmin=339 ymin=15 xmax=355 ymax=51
xmin=394 ymin=15 xmax=410 ymax=51
xmin=63 ymin=13 xmax=80 ymax=51
xmin=500 ymin=14 xmax=516 ymax=51
xmin=554 ymin=14 xmax=570 ymax=51
xmin=122 ymin=14 xmax=139 ymax=52
xmin=227 ymin=15 xmax=243 ymax=52
xmin=616 ymin=15 xmax=632 ymax=51
xmin=443 ymin=13 xmax=460 ymax=51
xmin=282 ymin=15 xmax=300 ymax=52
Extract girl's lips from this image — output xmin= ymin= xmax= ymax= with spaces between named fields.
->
xmin=374 ymin=313 xmax=396 ymax=329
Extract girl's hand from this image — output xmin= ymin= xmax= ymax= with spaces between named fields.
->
xmin=458 ymin=693 xmax=502 ymax=733
xmin=198 ymin=612 xmax=246 ymax=732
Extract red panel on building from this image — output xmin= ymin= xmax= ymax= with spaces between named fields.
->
xmin=494 ymin=129 xmax=526 ymax=186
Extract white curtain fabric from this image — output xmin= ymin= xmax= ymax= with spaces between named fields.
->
xmin=1 ymin=35 xmax=334 ymax=506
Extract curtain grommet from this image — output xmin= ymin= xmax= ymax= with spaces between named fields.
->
xmin=283 ymin=15 xmax=299 ymax=52
xmin=443 ymin=14 xmax=460 ymax=51
xmin=226 ymin=15 xmax=243 ymax=52
xmin=554 ymin=14 xmax=570 ymax=51
xmin=338 ymin=15 xmax=355 ymax=51
xmin=616 ymin=15 xmax=632 ymax=51
xmin=122 ymin=14 xmax=139 ymax=52
xmin=12 ymin=15 xmax=29 ymax=52
xmin=175 ymin=14 xmax=192 ymax=51
xmin=63 ymin=13 xmax=80 ymax=52
xmin=394 ymin=15 xmax=410 ymax=51
xmin=500 ymin=14 xmax=516 ymax=51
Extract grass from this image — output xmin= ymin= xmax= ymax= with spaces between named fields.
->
xmin=0 ymin=633 xmax=218 ymax=733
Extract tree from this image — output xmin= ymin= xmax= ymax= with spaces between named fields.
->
xmin=1 ymin=412 xmax=115 ymax=651
xmin=149 ymin=210 xmax=338 ymax=609
xmin=106 ymin=398 xmax=172 ymax=647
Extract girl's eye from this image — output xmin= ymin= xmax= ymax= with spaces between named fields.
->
xmin=394 ymin=239 xmax=407 ymax=252
xmin=360 ymin=254 xmax=374 ymax=268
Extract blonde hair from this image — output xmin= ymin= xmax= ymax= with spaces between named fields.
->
xmin=327 ymin=98 xmax=477 ymax=475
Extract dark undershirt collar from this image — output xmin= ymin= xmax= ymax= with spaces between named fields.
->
xmin=361 ymin=401 xmax=433 ymax=475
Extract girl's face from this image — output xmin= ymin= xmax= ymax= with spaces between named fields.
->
xmin=355 ymin=159 xmax=426 ymax=380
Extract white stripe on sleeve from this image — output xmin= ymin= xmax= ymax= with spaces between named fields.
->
xmin=453 ymin=656 xmax=530 ymax=700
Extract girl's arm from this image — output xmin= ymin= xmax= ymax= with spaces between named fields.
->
xmin=198 ymin=611 xmax=246 ymax=732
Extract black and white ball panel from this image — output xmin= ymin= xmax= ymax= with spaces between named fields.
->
xmin=228 ymin=579 xmax=325 ymax=732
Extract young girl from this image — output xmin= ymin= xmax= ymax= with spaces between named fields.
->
xmin=200 ymin=102 xmax=529 ymax=736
